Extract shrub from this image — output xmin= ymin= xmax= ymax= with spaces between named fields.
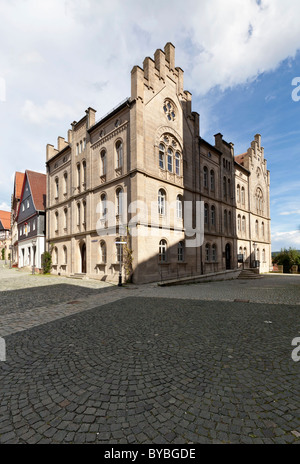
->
xmin=41 ymin=251 xmax=52 ymax=274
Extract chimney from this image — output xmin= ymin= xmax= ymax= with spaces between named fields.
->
xmin=86 ymin=107 xmax=96 ymax=129
xmin=143 ymin=57 xmax=155 ymax=89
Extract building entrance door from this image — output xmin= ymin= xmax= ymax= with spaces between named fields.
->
xmin=81 ymin=243 xmax=86 ymax=274
xmin=225 ymin=243 xmax=231 ymax=270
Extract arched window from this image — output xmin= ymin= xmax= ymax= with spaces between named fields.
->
xmin=228 ymin=211 xmax=232 ymax=232
xmin=82 ymin=160 xmax=87 ymax=188
xmin=256 ymin=188 xmax=263 ymax=214
xmin=255 ymin=220 xmax=259 ymax=237
xmin=54 ymin=211 xmax=58 ymax=232
xmin=237 ymin=184 xmax=240 ymax=203
xmin=205 ymin=244 xmax=210 ymax=262
xmin=241 ymin=186 xmax=245 ymax=205
xmin=55 ymin=178 xmax=59 ymax=198
xmin=116 ymin=188 xmax=123 ymax=217
xmin=212 ymin=244 xmax=217 ymax=262
xmin=167 ymin=148 xmax=173 ymax=172
xmin=77 ymin=203 xmax=81 ymax=226
xmin=100 ymin=150 xmax=107 ymax=176
xmin=211 ymin=205 xmax=216 ymax=226
xmin=237 ymin=214 xmax=241 ymax=232
xmin=158 ymin=189 xmax=166 ymax=216
xmin=210 ymin=170 xmax=215 ymax=191
xmin=175 ymin=152 xmax=181 ymax=176
xmin=63 ymin=246 xmax=67 ymax=265
xmin=243 ymin=247 xmax=247 ymax=261
xmin=159 ymin=144 xmax=165 ymax=169
xmin=262 ymin=249 xmax=266 ymax=262
xmin=204 ymin=167 xmax=208 ymax=188
xmin=228 ymin=179 xmax=231 ymax=198
xmin=63 ymin=208 xmax=68 ymax=230
xmin=63 ymin=173 xmax=67 ymax=195
xmin=80 ymin=140 xmax=82 ymax=153
xmin=116 ymin=238 xmax=123 ymax=263
xmin=223 ymin=177 xmax=227 ymax=197
xmin=53 ymin=247 xmax=58 ymax=265
xmin=159 ymin=239 xmax=167 ymax=262
xmin=176 ymin=195 xmax=183 ymax=219
xmin=76 ymin=163 xmax=80 ymax=188
xmin=101 ymin=193 xmax=107 ymax=218
xmin=100 ymin=241 xmax=107 ymax=264
xmin=262 ymin=222 xmax=265 ymax=237
xmin=204 ymin=203 xmax=209 ymax=225
xmin=224 ymin=209 xmax=227 ymax=229
xmin=82 ymin=201 xmax=86 ymax=226
xmin=242 ymin=216 xmax=246 ymax=233
xmin=178 ymin=241 xmax=184 ymax=262
xmin=116 ymin=140 xmax=123 ymax=169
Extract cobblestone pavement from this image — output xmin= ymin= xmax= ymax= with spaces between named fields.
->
xmin=0 ymin=267 xmax=299 ymax=444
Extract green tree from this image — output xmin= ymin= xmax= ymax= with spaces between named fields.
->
xmin=273 ymin=248 xmax=300 ymax=273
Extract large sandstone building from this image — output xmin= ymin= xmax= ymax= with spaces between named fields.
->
xmin=46 ymin=43 xmax=271 ymax=284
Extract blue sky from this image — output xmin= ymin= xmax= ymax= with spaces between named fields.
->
xmin=0 ymin=0 xmax=299 ymax=251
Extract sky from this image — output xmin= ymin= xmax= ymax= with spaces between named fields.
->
xmin=0 ymin=0 xmax=299 ymax=251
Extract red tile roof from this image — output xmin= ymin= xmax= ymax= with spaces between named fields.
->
xmin=0 ymin=210 xmax=11 ymax=230
xmin=26 ymin=170 xmax=46 ymax=212
xmin=235 ymin=152 xmax=247 ymax=166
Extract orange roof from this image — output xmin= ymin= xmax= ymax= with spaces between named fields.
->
xmin=14 ymin=172 xmax=25 ymax=200
xmin=0 ymin=210 xmax=11 ymax=230
xmin=235 ymin=152 xmax=247 ymax=165
xmin=26 ymin=170 xmax=46 ymax=211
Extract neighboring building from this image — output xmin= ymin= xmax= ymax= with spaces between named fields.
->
xmin=11 ymin=171 xmax=25 ymax=266
xmin=46 ymin=42 xmax=271 ymax=283
xmin=234 ymin=135 xmax=271 ymax=273
xmin=0 ymin=210 xmax=11 ymax=261
xmin=17 ymin=170 xmax=46 ymax=271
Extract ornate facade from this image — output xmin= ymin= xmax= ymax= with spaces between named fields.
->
xmin=46 ymin=43 xmax=271 ymax=284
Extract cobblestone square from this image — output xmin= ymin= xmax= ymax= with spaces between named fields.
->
xmin=0 ymin=267 xmax=299 ymax=444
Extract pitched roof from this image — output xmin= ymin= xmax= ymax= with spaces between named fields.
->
xmin=26 ymin=170 xmax=46 ymax=211
xmin=0 ymin=210 xmax=11 ymax=230
xmin=14 ymin=172 xmax=25 ymax=200
xmin=235 ymin=152 xmax=247 ymax=166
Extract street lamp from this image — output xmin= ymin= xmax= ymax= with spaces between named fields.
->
xmin=32 ymin=238 xmax=36 ymax=275
xmin=115 ymin=240 xmax=127 ymax=286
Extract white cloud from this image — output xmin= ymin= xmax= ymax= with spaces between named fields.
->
xmin=0 ymin=202 xmax=11 ymax=212
xmin=272 ymin=230 xmax=300 ymax=249
xmin=279 ymin=210 xmax=300 ymax=216
xmin=21 ymin=99 xmax=79 ymax=125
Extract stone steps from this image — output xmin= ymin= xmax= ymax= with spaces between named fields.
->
xmin=238 ymin=269 xmax=262 ymax=279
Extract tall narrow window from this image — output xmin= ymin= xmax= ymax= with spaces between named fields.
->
xmin=77 ymin=164 xmax=80 ymax=189
xmin=55 ymin=178 xmax=59 ymax=198
xmin=116 ymin=188 xmax=123 ymax=217
xmin=227 ymin=179 xmax=231 ymax=198
xmin=178 ymin=241 xmax=184 ymax=262
xmin=63 ymin=173 xmax=67 ymax=195
xmin=212 ymin=244 xmax=216 ymax=262
xmin=228 ymin=211 xmax=232 ymax=232
xmin=158 ymin=189 xmax=166 ymax=215
xmin=159 ymin=144 xmax=165 ymax=169
xmin=241 ymin=186 xmax=245 ymax=205
xmin=210 ymin=170 xmax=215 ymax=191
xmin=55 ymin=211 xmax=58 ymax=232
xmin=101 ymin=193 xmax=107 ymax=219
xmin=176 ymin=195 xmax=183 ymax=219
xmin=101 ymin=150 xmax=106 ymax=176
xmin=83 ymin=201 xmax=86 ymax=226
xmin=175 ymin=152 xmax=180 ymax=176
xmin=63 ymin=246 xmax=67 ymax=265
xmin=237 ymin=214 xmax=241 ymax=232
xmin=237 ymin=185 xmax=240 ymax=203
xmin=116 ymin=140 xmax=123 ymax=169
xmin=262 ymin=221 xmax=265 ymax=238
xmin=167 ymin=148 xmax=173 ymax=172
xmin=224 ymin=209 xmax=227 ymax=229
xmin=211 ymin=205 xmax=215 ymax=226
xmin=242 ymin=216 xmax=246 ymax=233
xmin=262 ymin=249 xmax=266 ymax=262
xmin=116 ymin=239 xmax=123 ymax=263
xmin=64 ymin=208 xmax=68 ymax=230
xmin=100 ymin=241 xmax=107 ymax=263
xmin=82 ymin=161 xmax=87 ymax=188
xmin=159 ymin=239 xmax=167 ymax=262
xmin=77 ymin=203 xmax=81 ymax=226
xmin=204 ymin=167 xmax=208 ymax=188
xmin=205 ymin=244 xmax=210 ymax=262
xmin=204 ymin=203 xmax=209 ymax=225
xmin=223 ymin=177 xmax=227 ymax=197
xmin=255 ymin=220 xmax=259 ymax=237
